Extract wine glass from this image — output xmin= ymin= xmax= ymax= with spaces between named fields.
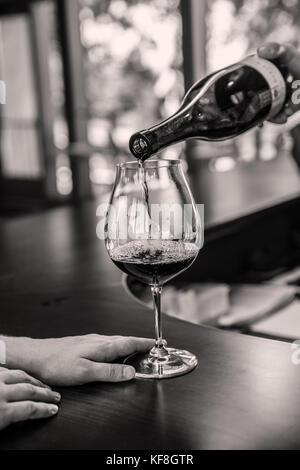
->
xmin=105 ymin=159 xmax=202 ymax=379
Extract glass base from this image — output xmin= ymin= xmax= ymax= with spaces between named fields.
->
xmin=124 ymin=347 xmax=198 ymax=379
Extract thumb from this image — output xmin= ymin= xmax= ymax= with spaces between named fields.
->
xmin=257 ymin=42 xmax=283 ymax=60
xmin=80 ymin=360 xmax=136 ymax=383
xmin=258 ymin=42 xmax=300 ymax=78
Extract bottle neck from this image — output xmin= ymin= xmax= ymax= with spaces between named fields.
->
xmin=129 ymin=112 xmax=191 ymax=161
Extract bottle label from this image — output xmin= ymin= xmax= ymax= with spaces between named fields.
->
xmin=241 ymin=55 xmax=286 ymax=119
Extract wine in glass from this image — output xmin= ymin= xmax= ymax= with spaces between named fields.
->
xmin=105 ymin=159 xmax=202 ymax=379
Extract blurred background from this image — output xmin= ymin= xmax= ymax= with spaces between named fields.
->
xmin=0 ymin=0 xmax=299 ymax=218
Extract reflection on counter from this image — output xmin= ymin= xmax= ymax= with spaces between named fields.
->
xmin=126 ymin=275 xmax=299 ymax=340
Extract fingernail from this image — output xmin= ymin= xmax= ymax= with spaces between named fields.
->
xmin=277 ymin=45 xmax=285 ymax=55
xmin=50 ymin=405 xmax=58 ymax=415
xmin=259 ymin=44 xmax=280 ymax=56
xmin=124 ymin=366 xmax=135 ymax=379
xmin=54 ymin=393 xmax=61 ymax=402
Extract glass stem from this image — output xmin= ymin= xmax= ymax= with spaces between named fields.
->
xmin=150 ymin=285 xmax=168 ymax=358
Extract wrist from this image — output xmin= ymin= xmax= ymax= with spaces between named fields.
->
xmin=0 ymin=335 xmax=40 ymax=373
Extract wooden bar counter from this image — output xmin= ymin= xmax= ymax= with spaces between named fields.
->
xmin=0 ymin=200 xmax=300 ymax=450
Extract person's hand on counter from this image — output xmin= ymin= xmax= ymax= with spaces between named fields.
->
xmin=0 ymin=367 xmax=60 ymax=431
xmin=0 ymin=335 xmax=154 ymax=386
xmin=258 ymin=42 xmax=300 ymax=123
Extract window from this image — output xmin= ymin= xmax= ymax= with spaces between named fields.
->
xmin=0 ymin=0 xmax=298 ymax=210
xmin=78 ymin=0 xmax=184 ymax=189
xmin=0 ymin=14 xmax=42 ymax=179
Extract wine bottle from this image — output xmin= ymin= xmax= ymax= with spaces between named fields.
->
xmin=129 ymin=54 xmax=291 ymax=161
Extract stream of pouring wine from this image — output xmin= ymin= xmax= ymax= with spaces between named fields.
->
xmin=138 ymin=159 xmax=151 ymax=220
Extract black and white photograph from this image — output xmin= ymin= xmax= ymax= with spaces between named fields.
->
xmin=0 ymin=0 xmax=300 ymax=455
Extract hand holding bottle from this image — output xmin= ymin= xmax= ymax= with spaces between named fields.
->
xmin=258 ymin=42 xmax=300 ymax=123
